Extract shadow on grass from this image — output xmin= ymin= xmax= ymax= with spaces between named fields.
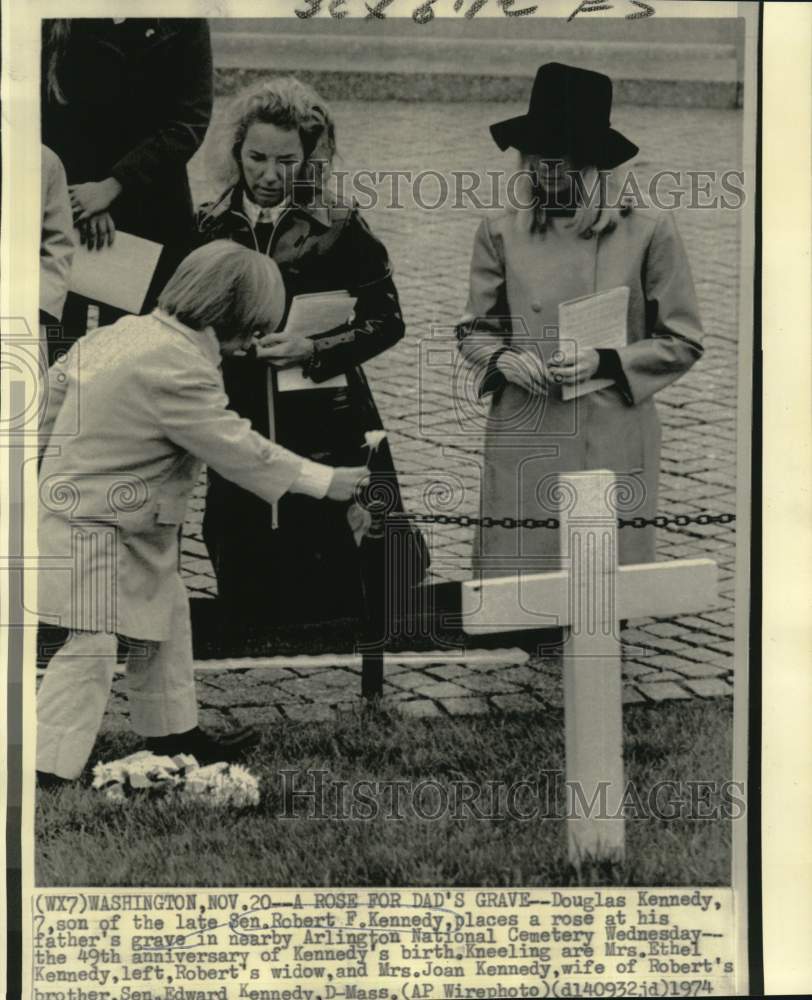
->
xmin=36 ymin=698 xmax=732 ymax=888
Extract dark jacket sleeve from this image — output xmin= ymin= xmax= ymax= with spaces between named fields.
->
xmin=110 ymin=20 xmax=213 ymax=194
xmin=595 ymin=348 xmax=633 ymax=403
xmin=302 ymin=210 xmax=405 ymax=383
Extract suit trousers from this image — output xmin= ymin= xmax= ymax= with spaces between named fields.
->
xmin=37 ymin=575 xmax=197 ymax=779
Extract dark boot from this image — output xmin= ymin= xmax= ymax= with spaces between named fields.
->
xmin=36 ymin=771 xmax=70 ymax=789
xmin=145 ymin=725 xmax=259 ymax=764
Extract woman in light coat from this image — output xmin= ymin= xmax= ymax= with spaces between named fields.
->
xmin=37 ymin=242 xmax=368 ymax=784
xmin=457 ymin=63 xmax=703 ymax=575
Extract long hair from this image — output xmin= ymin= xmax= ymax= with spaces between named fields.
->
xmin=43 ymin=19 xmax=72 ymax=105
xmin=206 ymin=76 xmax=336 ymax=202
xmin=158 ymin=241 xmax=287 ymax=341
xmin=513 ymin=155 xmax=629 ymax=237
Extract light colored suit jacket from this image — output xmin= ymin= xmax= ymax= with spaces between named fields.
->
xmin=38 ymin=311 xmax=303 ymax=639
xmin=40 ymin=146 xmax=75 ymax=322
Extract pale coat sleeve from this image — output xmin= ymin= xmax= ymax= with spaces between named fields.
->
xmin=151 ymin=351 xmax=304 ymax=505
xmin=616 ymin=211 xmax=704 ymax=405
xmin=40 ymin=147 xmax=75 ymax=322
xmin=456 ymin=219 xmax=513 ymax=393
xmin=38 ymin=346 xmax=72 ymax=465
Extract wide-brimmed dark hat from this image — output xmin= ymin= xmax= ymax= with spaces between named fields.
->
xmin=490 ymin=62 xmax=638 ymax=170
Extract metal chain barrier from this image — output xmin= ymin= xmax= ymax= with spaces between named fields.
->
xmin=374 ymin=510 xmax=736 ymax=530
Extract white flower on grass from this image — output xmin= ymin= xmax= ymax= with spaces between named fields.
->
xmin=91 ymin=752 xmax=259 ymax=807
xmin=103 ymin=784 xmax=128 ymax=804
xmin=225 ymin=765 xmax=261 ymax=807
xmin=183 ymin=763 xmax=260 ymax=808
xmin=92 ymin=749 xmax=148 ymax=788
xmin=172 ymin=753 xmax=198 ymax=772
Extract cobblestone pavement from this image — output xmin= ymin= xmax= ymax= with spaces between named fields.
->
xmin=109 ymin=101 xmax=744 ymax=729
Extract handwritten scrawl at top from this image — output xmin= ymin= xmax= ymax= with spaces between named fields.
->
xmin=568 ymin=0 xmax=655 ymax=20
xmin=294 ymin=0 xmax=541 ymax=19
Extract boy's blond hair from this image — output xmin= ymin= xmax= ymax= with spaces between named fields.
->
xmin=158 ymin=241 xmax=286 ymax=340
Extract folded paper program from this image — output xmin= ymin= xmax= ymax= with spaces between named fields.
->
xmin=264 ymin=290 xmax=357 ymax=391
xmin=558 ymin=285 xmax=630 ymax=400
xmin=69 ymin=230 xmax=163 ymax=313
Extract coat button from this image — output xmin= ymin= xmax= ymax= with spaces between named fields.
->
xmin=531 ymin=301 xmax=542 ymax=312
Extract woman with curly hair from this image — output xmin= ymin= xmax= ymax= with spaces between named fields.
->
xmin=197 ymin=76 xmax=421 ymax=626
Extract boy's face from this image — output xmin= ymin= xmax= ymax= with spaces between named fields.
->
xmin=217 ymin=330 xmax=256 ymax=357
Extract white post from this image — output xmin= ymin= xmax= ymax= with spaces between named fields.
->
xmin=559 ymin=470 xmax=625 ymax=865
xmin=461 ymin=469 xmax=718 ymax=865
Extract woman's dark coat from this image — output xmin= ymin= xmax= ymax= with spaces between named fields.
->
xmin=41 ymin=18 xmax=213 ymax=246
xmin=197 ymin=184 xmax=411 ymax=624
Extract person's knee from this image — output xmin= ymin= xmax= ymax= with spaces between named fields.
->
xmin=53 ymin=629 xmax=117 ymax=662
xmin=123 ymin=638 xmax=160 ymax=686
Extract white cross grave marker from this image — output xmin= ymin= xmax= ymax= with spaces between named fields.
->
xmin=461 ymin=469 xmax=719 ymax=865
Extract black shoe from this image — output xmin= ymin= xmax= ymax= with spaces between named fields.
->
xmin=145 ymin=725 xmax=259 ymax=764
xmin=36 ymin=771 xmax=70 ymax=789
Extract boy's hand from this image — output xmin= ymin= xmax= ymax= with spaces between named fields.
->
xmin=255 ymin=330 xmax=314 ymax=367
xmin=327 ymin=466 xmax=370 ymax=501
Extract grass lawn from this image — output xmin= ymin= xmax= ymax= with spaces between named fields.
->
xmin=36 ymin=698 xmax=733 ymax=887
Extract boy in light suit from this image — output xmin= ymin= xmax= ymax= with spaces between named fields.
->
xmin=37 ymin=241 xmax=368 ymax=784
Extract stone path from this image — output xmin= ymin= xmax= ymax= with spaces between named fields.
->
xmin=109 ymin=100 xmax=743 ymax=728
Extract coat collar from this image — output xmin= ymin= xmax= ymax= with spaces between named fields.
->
xmin=201 ymin=183 xmax=333 ymax=233
xmin=152 ymin=309 xmax=221 ymax=369
xmin=242 ymin=191 xmax=290 ymax=227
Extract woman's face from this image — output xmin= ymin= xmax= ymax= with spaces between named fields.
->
xmin=526 ymin=153 xmax=579 ymax=198
xmin=239 ymin=121 xmax=305 ymax=208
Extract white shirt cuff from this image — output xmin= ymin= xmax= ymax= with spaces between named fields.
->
xmin=291 ymin=458 xmax=334 ymax=499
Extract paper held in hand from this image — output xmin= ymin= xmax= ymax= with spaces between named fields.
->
xmin=558 ymin=285 xmax=629 ymax=401
xmin=69 ymin=230 xmax=163 ymax=314
xmin=268 ymin=290 xmax=357 ymax=392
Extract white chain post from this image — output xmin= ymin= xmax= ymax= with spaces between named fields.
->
xmin=559 ymin=470 xmax=625 ymax=866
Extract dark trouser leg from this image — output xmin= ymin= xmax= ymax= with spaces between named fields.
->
xmin=203 ymin=486 xmax=364 ymax=627
xmin=45 ymin=293 xmax=90 ymax=367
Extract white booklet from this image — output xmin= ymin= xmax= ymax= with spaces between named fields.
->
xmin=558 ymin=285 xmax=630 ymax=400
xmin=69 ymin=229 xmax=163 ymax=314
xmin=260 ymin=290 xmax=357 ymax=392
